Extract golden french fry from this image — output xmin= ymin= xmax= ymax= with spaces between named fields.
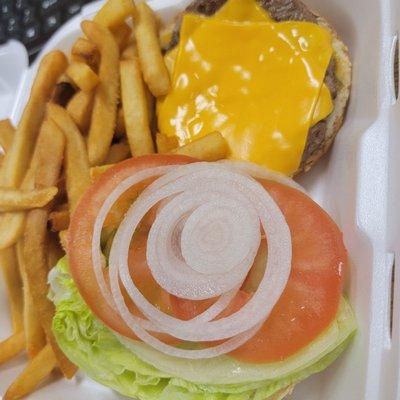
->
xmin=134 ymin=2 xmax=170 ymax=97
xmin=66 ymin=61 xmax=99 ymax=92
xmin=90 ymin=164 xmax=115 ymax=181
xmin=172 ymin=132 xmax=228 ymax=161
xmin=71 ymin=37 xmax=99 ymax=69
xmin=0 ymin=186 xmax=58 ymax=212
xmin=48 ymin=103 xmax=91 ymax=213
xmin=120 ymin=58 xmax=154 ymax=155
xmin=49 ymin=209 xmax=70 ymax=232
xmin=82 ymin=21 xmax=120 ymax=166
xmin=0 ymin=52 xmax=67 ymax=250
xmin=0 ymin=51 xmax=67 ymax=188
xmin=16 ymin=241 xmax=46 ymax=359
xmin=94 ymin=0 xmax=136 ymax=28
xmin=0 ymin=331 xmax=25 ymax=365
xmin=156 ymin=132 xmax=179 ymax=153
xmin=66 ymin=90 xmax=94 ymax=133
xmin=0 ymin=247 xmax=23 ymax=333
xmin=106 ymin=142 xmax=131 ymax=164
xmin=23 ymin=119 xmax=76 ymax=378
xmin=0 ymin=160 xmax=40 ymax=250
xmin=4 ymin=344 xmax=57 ymax=400
xmin=0 ymin=156 xmax=38 ymax=250
xmin=112 ymin=22 xmax=132 ymax=50
xmin=121 ymin=42 xmax=137 ymax=60
xmin=0 ymin=119 xmax=15 ymax=153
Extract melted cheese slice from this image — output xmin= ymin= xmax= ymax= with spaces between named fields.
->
xmin=158 ymin=0 xmax=333 ymax=174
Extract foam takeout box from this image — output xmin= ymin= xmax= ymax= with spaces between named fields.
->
xmin=0 ymin=0 xmax=399 ymax=398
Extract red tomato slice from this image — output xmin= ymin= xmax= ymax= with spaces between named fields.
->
xmin=68 ymin=155 xmax=347 ymax=362
xmin=228 ymin=180 xmax=347 ymax=362
xmin=68 ymin=155 xmax=196 ymax=341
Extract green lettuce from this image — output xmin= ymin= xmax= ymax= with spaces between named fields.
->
xmin=49 ymin=258 xmax=356 ymax=400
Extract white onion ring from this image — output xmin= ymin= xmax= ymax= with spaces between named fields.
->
xmin=92 ymin=161 xmax=294 ymax=358
xmin=218 ymin=160 xmax=306 ymax=192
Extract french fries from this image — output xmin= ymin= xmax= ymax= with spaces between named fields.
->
xmin=23 ymin=117 xmax=77 ymax=378
xmin=0 ymin=247 xmax=23 ymax=333
xmin=66 ymin=90 xmax=94 ymax=133
xmin=1 ymin=1 xmax=234 ymax=398
xmin=0 ymin=51 xmax=67 ymax=188
xmin=106 ymin=142 xmax=131 ymax=164
xmin=0 ymin=51 xmax=67 ymax=249
xmin=171 ymin=132 xmax=228 ymax=161
xmin=0 ymin=119 xmax=15 ymax=153
xmin=49 ymin=209 xmax=70 ymax=232
xmin=120 ymin=58 xmax=155 ymax=155
xmin=48 ymin=104 xmax=91 ymax=213
xmin=0 ymin=186 xmax=58 ymax=212
xmin=4 ymin=344 xmax=57 ymax=400
xmin=112 ymin=22 xmax=132 ymax=50
xmin=134 ymin=2 xmax=170 ymax=97
xmin=66 ymin=61 xmax=99 ymax=92
xmin=94 ymin=0 xmax=136 ymax=28
xmin=0 ymin=331 xmax=25 ymax=365
xmin=0 ymin=152 xmax=39 ymax=250
xmin=71 ymin=37 xmax=99 ymax=69
xmin=16 ymin=241 xmax=46 ymax=359
xmin=82 ymin=21 xmax=120 ymax=165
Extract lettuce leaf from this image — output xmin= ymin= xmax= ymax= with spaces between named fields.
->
xmin=50 ymin=258 xmax=356 ymax=400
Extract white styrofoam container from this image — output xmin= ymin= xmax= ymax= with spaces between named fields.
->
xmin=0 ymin=0 xmax=399 ymax=399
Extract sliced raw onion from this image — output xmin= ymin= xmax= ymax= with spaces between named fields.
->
xmin=92 ymin=161 xmax=295 ymax=358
